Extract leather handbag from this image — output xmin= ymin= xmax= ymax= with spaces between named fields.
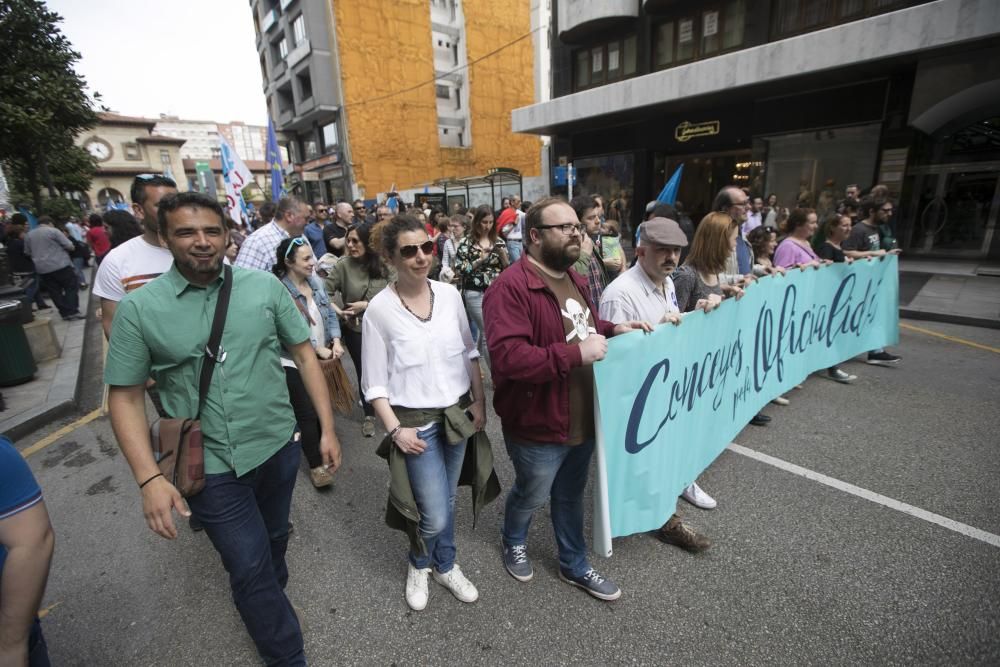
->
xmin=150 ymin=265 xmax=232 ymax=497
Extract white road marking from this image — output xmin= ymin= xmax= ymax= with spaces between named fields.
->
xmin=728 ymin=443 xmax=1000 ymax=549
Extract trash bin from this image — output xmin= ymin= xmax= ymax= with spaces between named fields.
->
xmin=0 ymin=299 xmax=37 ymax=386
xmin=0 ymin=284 xmax=32 ymax=324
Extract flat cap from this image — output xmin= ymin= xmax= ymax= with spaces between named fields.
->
xmin=639 ymin=217 xmax=688 ymax=247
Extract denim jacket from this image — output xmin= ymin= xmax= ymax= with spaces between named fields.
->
xmin=280 ymin=274 xmax=342 ymax=348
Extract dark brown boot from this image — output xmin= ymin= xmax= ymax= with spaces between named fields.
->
xmin=655 ymin=514 xmax=711 ymax=553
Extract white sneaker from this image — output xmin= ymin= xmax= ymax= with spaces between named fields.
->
xmin=681 ymin=482 xmax=717 ymax=510
xmin=433 ymin=563 xmax=479 ymax=603
xmin=405 ymin=564 xmax=431 ymax=611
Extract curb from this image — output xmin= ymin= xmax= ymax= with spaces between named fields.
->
xmin=899 ymin=308 xmax=1000 ymax=331
xmin=0 ymin=277 xmax=96 ymax=441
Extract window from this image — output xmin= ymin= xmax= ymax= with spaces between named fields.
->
xmin=573 ymin=36 xmax=639 ymax=91
xmin=455 ymin=84 xmax=462 ymax=110
xmin=279 ymin=38 xmax=288 ymax=60
xmin=654 ymin=22 xmax=674 ymax=68
xmin=211 ymin=147 xmax=221 ymax=159
xmin=723 ymin=1 xmax=745 ymax=49
xmin=435 ymin=84 xmax=450 ymax=99
xmin=297 ymin=68 xmax=312 ymax=100
xmin=292 ymin=15 xmax=306 ymax=45
xmin=653 ymin=1 xmax=745 ymax=72
xmin=123 ymin=142 xmax=141 ymax=161
xmin=160 ymin=149 xmax=171 ymax=165
xmin=774 ymin=0 xmax=906 ymax=37
xmin=321 ymin=121 xmax=338 ymax=151
xmin=303 ymin=135 xmax=319 ymax=160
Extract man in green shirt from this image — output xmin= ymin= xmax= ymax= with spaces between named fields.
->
xmin=105 ymin=192 xmax=341 ymax=666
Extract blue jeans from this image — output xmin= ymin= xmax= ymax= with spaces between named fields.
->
xmin=186 ymin=438 xmax=304 ymax=666
xmin=502 ymin=436 xmax=594 ymax=578
xmin=404 ymin=423 xmax=467 ymax=572
xmin=71 ymin=256 xmax=86 ymax=287
xmin=507 ymin=240 xmax=522 ymax=263
xmin=463 ymin=290 xmax=490 ymax=369
xmin=29 ymin=618 xmax=50 ymax=667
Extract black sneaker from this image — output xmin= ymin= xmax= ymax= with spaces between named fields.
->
xmin=502 ymin=541 xmax=533 ymax=582
xmin=559 ymin=568 xmax=621 ymax=601
xmin=750 ymin=413 xmax=771 ymax=426
xmin=189 ymin=516 xmax=204 ymax=532
xmin=867 ymin=351 xmax=901 ymax=366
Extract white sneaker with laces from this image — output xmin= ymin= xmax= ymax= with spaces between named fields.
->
xmin=681 ymin=481 xmax=717 ymax=509
xmin=405 ymin=564 xmax=431 ymax=611
xmin=433 ymin=564 xmax=479 ymax=603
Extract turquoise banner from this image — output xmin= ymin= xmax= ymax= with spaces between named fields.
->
xmin=592 ymin=257 xmax=900 ymax=553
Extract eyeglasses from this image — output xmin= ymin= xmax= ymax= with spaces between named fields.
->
xmin=730 ymin=200 xmax=749 ymax=208
xmin=398 ymin=240 xmax=435 ymax=258
xmin=537 ymin=222 xmax=583 ymax=235
xmin=354 ymin=207 xmax=365 ymax=212
xmin=284 ymin=237 xmax=308 ymax=258
xmin=135 ymin=173 xmax=167 ymax=181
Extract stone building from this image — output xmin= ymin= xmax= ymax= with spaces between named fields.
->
xmin=252 ymin=0 xmax=543 ymax=206
xmin=75 ymin=113 xmax=187 ymax=211
xmin=514 ymin=0 xmax=1000 ymax=261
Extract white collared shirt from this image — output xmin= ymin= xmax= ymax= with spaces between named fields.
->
xmin=362 ymin=280 xmax=479 ymax=409
xmin=599 ymin=262 xmax=680 ymax=325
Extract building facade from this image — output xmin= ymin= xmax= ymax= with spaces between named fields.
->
xmin=252 ymin=0 xmax=542 ymax=207
xmin=514 ymin=0 xmax=1000 ymax=260
xmin=75 ymin=113 xmax=188 ymax=211
xmin=154 ymin=116 xmax=272 ymax=162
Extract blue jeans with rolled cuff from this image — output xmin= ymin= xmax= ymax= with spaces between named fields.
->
xmin=404 ymin=423 xmax=467 ymax=572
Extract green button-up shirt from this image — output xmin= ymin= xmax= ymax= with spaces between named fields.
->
xmin=104 ymin=264 xmax=310 ymax=476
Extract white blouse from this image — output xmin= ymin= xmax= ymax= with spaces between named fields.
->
xmin=362 ymin=280 xmax=479 ymax=409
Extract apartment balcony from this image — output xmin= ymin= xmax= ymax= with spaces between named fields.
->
xmin=558 ymin=0 xmax=639 ymax=43
xmin=272 ymin=60 xmax=287 ymax=81
xmin=286 ymin=39 xmax=311 ymax=69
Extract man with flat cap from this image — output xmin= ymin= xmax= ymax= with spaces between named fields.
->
xmin=599 ymin=217 xmax=714 ymax=553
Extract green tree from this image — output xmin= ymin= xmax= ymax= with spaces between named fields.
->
xmin=0 ymin=0 xmax=99 ymax=210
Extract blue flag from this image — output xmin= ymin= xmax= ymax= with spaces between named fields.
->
xmin=656 ymin=164 xmax=683 ymax=205
xmin=266 ymin=119 xmax=286 ymax=202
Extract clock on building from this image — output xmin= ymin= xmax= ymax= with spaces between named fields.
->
xmin=84 ymin=137 xmax=112 ymax=162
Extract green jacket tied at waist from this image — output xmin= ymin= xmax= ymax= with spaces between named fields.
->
xmin=376 ymin=400 xmax=501 ymax=557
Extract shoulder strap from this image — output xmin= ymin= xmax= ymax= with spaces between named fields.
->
xmin=196 ymin=265 xmax=232 ymax=418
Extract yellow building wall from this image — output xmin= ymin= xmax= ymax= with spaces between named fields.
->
xmin=332 ymin=0 xmax=540 ymax=195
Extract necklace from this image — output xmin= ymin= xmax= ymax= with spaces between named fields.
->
xmin=395 ymin=280 xmax=434 ymax=323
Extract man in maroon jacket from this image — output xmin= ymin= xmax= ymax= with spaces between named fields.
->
xmin=483 ymin=197 xmax=649 ymax=601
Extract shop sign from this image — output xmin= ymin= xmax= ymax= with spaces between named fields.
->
xmin=703 ymin=11 xmax=718 ymax=37
xmin=675 ymin=120 xmax=721 ymax=143
xmin=301 ymin=171 xmax=320 ymax=182
xmin=679 ymin=19 xmax=693 ymax=43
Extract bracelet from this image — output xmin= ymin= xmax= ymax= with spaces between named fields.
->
xmin=139 ymin=472 xmax=163 ymax=489
xmin=388 ymin=425 xmax=402 ymax=441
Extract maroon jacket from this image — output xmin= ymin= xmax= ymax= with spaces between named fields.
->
xmin=483 ymin=257 xmax=616 ymax=444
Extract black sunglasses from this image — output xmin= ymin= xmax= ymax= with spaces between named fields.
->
xmin=398 ymin=240 xmax=435 ymax=259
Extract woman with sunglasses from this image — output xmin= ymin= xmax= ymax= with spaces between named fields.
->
xmin=274 ymin=237 xmax=345 ymax=489
xmin=324 ymin=223 xmax=389 ymax=438
xmin=455 ymin=204 xmax=509 ymax=370
xmin=362 ymin=214 xmax=490 ymax=611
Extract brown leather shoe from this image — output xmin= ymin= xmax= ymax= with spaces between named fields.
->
xmin=655 ymin=514 xmax=711 ymax=553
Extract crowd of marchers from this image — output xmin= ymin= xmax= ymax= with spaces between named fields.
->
xmin=1 ymin=173 xmax=902 ymax=666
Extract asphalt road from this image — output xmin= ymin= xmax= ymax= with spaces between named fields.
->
xmin=15 ymin=318 xmax=1000 ymax=666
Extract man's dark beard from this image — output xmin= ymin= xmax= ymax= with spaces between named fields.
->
xmin=540 ymin=240 xmax=579 ymax=271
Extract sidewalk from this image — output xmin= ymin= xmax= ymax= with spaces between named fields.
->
xmin=899 ymin=258 xmax=1000 ymax=329
xmin=0 ymin=276 xmax=94 ymax=441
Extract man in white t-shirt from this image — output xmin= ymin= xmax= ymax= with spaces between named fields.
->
xmin=93 ymin=174 xmax=178 ymax=338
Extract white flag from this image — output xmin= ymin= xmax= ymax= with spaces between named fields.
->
xmin=218 ymin=134 xmax=253 ymax=228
